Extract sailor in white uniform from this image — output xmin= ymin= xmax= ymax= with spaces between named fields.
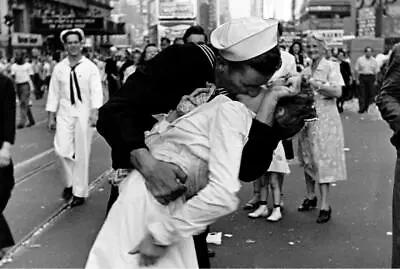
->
xmin=46 ymin=28 xmax=103 ymax=207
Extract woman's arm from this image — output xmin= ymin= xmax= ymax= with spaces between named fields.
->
xmin=313 ymin=81 xmax=342 ymax=98
xmin=312 ymin=61 xmax=344 ymax=98
xmin=147 ymin=102 xmax=252 ymax=246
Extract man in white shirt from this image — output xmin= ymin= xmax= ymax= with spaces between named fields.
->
xmin=10 ymin=52 xmax=35 ymax=128
xmin=46 ymin=28 xmax=103 ymax=207
xmin=355 ymin=46 xmax=379 ymax=113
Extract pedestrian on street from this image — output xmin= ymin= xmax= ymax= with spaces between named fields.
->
xmin=46 ymin=28 xmax=103 ymax=207
xmin=0 ymin=73 xmax=16 ymax=259
xmin=183 ymin=25 xmax=207 ymax=45
xmin=160 ymin=37 xmax=171 ymax=51
xmin=137 ymin=43 xmax=158 ymax=68
xmin=11 ymin=52 xmax=36 ymax=129
xmin=289 ymin=41 xmax=305 ymax=73
xmin=87 ymin=17 xmax=311 ymax=269
xmin=355 ymin=46 xmax=379 ymax=114
xmin=376 ymin=43 xmax=400 ymax=268
xmin=336 ymin=49 xmax=354 ymax=113
xmin=297 ymin=33 xmax=347 ymax=224
xmin=105 ymin=47 xmax=120 ymax=98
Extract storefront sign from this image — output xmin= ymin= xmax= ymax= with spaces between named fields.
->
xmin=32 ymin=17 xmax=104 ymax=33
xmin=307 ymin=5 xmax=351 ymax=16
xmin=357 ymin=7 xmax=376 ymax=37
xmin=11 ymin=33 xmax=43 ymax=47
xmin=159 ymin=0 xmax=196 ymax=19
xmin=306 ymin=29 xmax=344 ymax=46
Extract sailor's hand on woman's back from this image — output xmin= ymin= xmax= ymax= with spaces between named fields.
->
xmin=130 ymin=148 xmax=188 ymax=205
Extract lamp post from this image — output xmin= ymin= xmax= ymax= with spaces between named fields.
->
xmin=3 ymin=13 xmax=14 ymax=59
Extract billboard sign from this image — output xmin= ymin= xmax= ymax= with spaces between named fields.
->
xmin=159 ymin=0 xmax=196 ymax=19
xmin=305 ymin=29 xmax=345 ymax=46
xmin=12 ymin=33 xmax=43 ymax=47
xmin=32 ymin=17 xmax=104 ymax=33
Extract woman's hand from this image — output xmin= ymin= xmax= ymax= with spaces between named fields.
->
xmin=0 ymin=142 xmax=11 ymax=168
xmin=129 ymin=234 xmax=168 ymax=267
xmin=309 ymin=79 xmax=323 ymax=91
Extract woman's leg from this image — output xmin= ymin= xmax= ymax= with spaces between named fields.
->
xmin=305 ymin=173 xmax=316 ymax=199
xmin=267 ymin=172 xmax=283 ymax=222
xmin=243 ymin=178 xmax=261 ymax=210
xmin=317 ymin=183 xmax=332 ymax=223
xmin=248 ymin=174 xmax=269 ymax=218
xmin=269 ymin=173 xmax=281 ymax=206
xmin=319 ymin=183 xmax=330 ymax=210
xmin=298 ymin=172 xmax=317 ymax=211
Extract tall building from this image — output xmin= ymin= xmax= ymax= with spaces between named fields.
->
xmin=250 ymin=0 xmax=264 ymax=18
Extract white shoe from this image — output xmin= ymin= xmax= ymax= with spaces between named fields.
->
xmin=267 ymin=207 xmax=282 ymax=222
xmin=248 ymin=204 xmax=269 ymax=218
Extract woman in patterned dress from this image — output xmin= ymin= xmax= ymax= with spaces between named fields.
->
xmin=297 ymin=34 xmax=347 ymax=224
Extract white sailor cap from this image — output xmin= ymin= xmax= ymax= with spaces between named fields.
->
xmin=60 ymin=28 xmax=85 ymax=43
xmin=210 ymin=17 xmax=279 ymax=62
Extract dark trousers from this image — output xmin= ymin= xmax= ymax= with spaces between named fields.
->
xmin=33 ymin=73 xmax=43 ymax=99
xmin=393 ymin=152 xmax=400 ymax=268
xmin=106 ymin=185 xmax=211 ymax=268
xmin=27 ymin=105 xmax=35 ymax=125
xmin=282 ymin=139 xmax=294 ymax=160
xmin=107 ymin=76 xmax=120 ymax=98
xmin=358 ymin=75 xmax=376 ymax=113
xmin=16 ymin=82 xmax=32 ymax=127
xmin=0 ymin=162 xmax=15 ymax=249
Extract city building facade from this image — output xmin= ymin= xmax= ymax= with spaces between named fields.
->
xmin=1 ymin=0 xmax=124 ymax=58
xmin=298 ymin=0 xmax=353 ymax=47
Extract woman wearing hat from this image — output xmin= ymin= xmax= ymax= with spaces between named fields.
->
xmin=86 ymin=17 xmax=315 ymax=269
xmin=297 ymin=34 xmax=347 ymax=223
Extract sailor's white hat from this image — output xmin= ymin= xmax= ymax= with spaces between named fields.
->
xmin=60 ymin=28 xmax=85 ymax=43
xmin=210 ymin=17 xmax=279 ymax=62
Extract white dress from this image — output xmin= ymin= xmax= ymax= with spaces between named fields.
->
xmin=267 ymin=141 xmax=290 ymax=174
xmin=85 ymin=95 xmax=254 ymax=269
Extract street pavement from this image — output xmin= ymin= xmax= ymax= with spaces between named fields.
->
xmin=0 ymin=98 xmax=395 ymax=268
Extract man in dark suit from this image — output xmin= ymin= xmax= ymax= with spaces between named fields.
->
xmin=0 ymin=73 xmax=16 ymax=258
xmin=377 ymin=44 xmax=400 ymax=268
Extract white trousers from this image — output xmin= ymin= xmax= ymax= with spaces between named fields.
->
xmin=54 ymin=114 xmax=93 ymax=198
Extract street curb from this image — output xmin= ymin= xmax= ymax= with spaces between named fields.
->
xmin=0 ymin=168 xmax=114 ymax=267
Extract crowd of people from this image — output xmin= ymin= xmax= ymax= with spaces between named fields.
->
xmin=2 ymin=15 xmax=400 ymax=269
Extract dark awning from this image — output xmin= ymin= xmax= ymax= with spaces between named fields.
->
xmin=31 ymin=17 xmax=125 ymax=36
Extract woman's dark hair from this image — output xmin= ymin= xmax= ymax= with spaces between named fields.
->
xmin=183 ymin=25 xmax=208 ymax=44
xmin=227 ymin=46 xmax=282 ymax=77
xmin=161 ymin=37 xmax=170 ymax=44
xmin=139 ymin=43 xmax=157 ymax=65
xmin=289 ymin=41 xmax=303 ymax=55
xmin=337 ymin=48 xmax=346 ymax=57
xmin=173 ymin=37 xmax=184 ymax=44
